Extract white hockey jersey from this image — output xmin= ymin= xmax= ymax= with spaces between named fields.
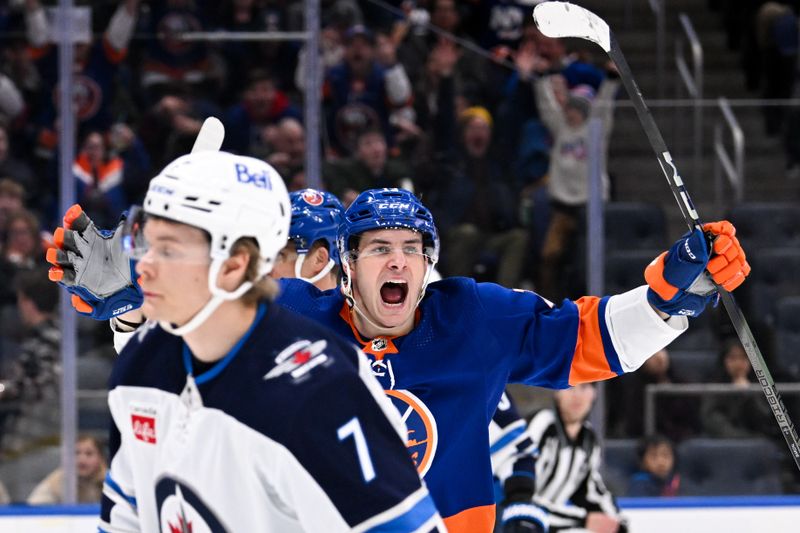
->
xmin=100 ymin=302 xmax=442 ymax=532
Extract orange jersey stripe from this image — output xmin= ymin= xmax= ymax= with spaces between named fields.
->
xmin=443 ymin=504 xmax=495 ymax=533
xmin=568 ymin=296 xmax=617 ymax=385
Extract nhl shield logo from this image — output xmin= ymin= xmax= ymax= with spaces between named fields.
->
xmin=371 ymin=337 xmax=388 ymax=352
xmin=301 ymin=189 xmax=324 ymax=206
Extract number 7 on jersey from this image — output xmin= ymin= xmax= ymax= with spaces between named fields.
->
xmin=338 ymin=417 xmax=376 ymax=483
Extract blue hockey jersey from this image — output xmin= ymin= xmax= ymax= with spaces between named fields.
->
xmin=276 ymin=278 xmax=687 ymax=532
xmin=101 ymin=302 xmax=442 ymax=532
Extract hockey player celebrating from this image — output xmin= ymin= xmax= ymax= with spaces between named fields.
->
xmin=269 ymin=188 xmax=344 ymax=290
xmin=49 ymin=187 xmax=749 ymax=532
xmin=48 ymin=156 xmax=443 ymax=532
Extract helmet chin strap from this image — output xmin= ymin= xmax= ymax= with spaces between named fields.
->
xmin=294 ymin=253 xmax=335 ymax=285
xmin=160 ymin=258 xmax=256 ymax=336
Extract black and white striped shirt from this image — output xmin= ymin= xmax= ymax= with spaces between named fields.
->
xmin=494 ymin=407 xmax=624 ymax=531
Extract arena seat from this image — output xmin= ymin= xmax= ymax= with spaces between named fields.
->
xmin=677 ymin=438 xmax=783 ymax=495
xmin=604 ymin=202 xmax=667 ymax=251
xmin=774 ymin=296 xmax=800 ymax=380
xmin=604 ymin=249 xmax=659 ymax=295
xmin=728 ymin=203 xmax=800 ymax=253
xmin=668 ymin=350 xmax=717 ymax=383
xmin=745 ymin=248 xmax=800 ymax=328
xmin=601 ymin=438 xmax=640 ymax=496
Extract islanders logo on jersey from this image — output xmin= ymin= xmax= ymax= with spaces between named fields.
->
xmin=300 ymin=189 xmax=324 ymax=206
xmin=156 ymin=477 xmax=227 ymax=533
xmin=385 ymin=389 xmax=438 ymax=478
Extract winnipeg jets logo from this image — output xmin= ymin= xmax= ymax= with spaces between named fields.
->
xmin=157 ymin=478 xmax=227 ymax=533
xmin=264 ymin=340 xmax=330 ymax=383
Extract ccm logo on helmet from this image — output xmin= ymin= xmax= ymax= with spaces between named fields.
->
xmin=234 ymin=163 xmax=273 ymax=190
xmin=376 ymin=202 xmax=411 ymax=210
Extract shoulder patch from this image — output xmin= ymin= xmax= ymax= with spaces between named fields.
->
xmin=263 ymin=339 xmax=333 ymax=384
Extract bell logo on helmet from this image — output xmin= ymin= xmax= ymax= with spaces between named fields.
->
xmin=150 ymin=185 xmax=174 ymax=196
xmin=234 ymin=163 xmax=273 ymax=190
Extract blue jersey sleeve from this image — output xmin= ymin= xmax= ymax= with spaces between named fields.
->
xmin=474 ymin=282 xmax=623 ymax=388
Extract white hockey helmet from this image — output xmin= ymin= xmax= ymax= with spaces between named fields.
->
xmin=137 ymin=151 xmax=290 ymax=335
xmin=144 ymin=150 xmax=290 ymax=275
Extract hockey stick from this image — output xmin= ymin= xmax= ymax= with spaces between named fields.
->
xmin=191 ymin=116 xmax=225 ymax=154
xmin=534 ymin=1 xmax=800 ymax=471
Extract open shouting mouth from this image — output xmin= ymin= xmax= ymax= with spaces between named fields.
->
xmin=380 ymin=280 xmax=409 ymax=306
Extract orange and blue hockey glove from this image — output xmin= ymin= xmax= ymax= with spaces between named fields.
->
xmin=644 ymin=220 xmax=750 ymax=317
xmin=46 ymin=204 xmax=143 ymax=320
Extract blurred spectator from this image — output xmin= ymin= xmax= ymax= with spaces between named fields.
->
xmin=25 ymin=0 xmax=139 ymax=159
xmin=0 ymin=26 xmax=40 ymax=121
xmin=138 ymin=89 xmax=221 ymax=170
xmin=324 ymin=128 xmax=412 ymax=206
xmin=464 ymin=0 xmax=531 ymax=52
xmin=0 ymin=73 xmax=24 ymax=127
xmin=398 ymin=0 xmax=486 ymax=127
xmin=0 ymin=209 xmax=42 ymax=306
xmin=107 ymin=122 xmax=151 ymax=205
xmin=72 ymin=131 xmax=127 ymax=229
xmin=212 ymin=0 xmax=294 ymax=103
xmin=606 ymin=348 xmax=700 ymax=441
xmin=139 ymin=0 xmax=217 ymax=103
xmin=428 ymin=105 xmax=529 ymax=288
xmin=533 ymin=65 xmax=619 ymax=301
xmin=701 ymin=339 xmax=778 ymax=438
xmin=27 ymin=435 xmax=107 ymax=504
xmin=628 ymin=435 xmax=680 ymax=497
xmin=0 ymin=125 xmax=36 ymax=201
xmin=0 ymin=480 xmax=8 ymax=504
xmin=287 ymin=0 xmax=363 ymax=35
xmin=264 ymin=117 xmax=306 ymax=181
xmin=5 ymin=268 xmax=60 ymax=403
xmin=323 ymin=24 xmax=414 ymax=156
xmin=0 ymin=179 xmax=24 ymax=239
xmin=223 ymin=69 xmax=302 ymax=157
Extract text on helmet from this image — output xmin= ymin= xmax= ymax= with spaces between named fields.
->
xmin=235 ymin=163 xmax=273 ymax=190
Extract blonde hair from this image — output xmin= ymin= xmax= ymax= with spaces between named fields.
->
xmin=231 ymin=237 xmax=279 ymax=304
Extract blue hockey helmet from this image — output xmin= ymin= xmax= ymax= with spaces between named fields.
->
xmin=288 ymin=189 xmax=344 ymax=283
xmin=289 ymin=189 xmax=344 ymax=264
xmin=338 ymin=188 xmax=440 ymax=306
xmin=337 ymin=188 xmax=440 ymax=262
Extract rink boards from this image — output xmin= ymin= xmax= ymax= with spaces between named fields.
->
xmin=0 ymin=497 xmax=799 ymax=532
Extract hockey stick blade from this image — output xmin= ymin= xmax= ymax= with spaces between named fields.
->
xmin=534 ymin=2 xmax=800 ymax=471
xmin=191 ymin=116 xmax=225 ymax=154
xmin=533 ymin=1 xmax=611 ymax=52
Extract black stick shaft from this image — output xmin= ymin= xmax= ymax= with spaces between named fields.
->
xmin=607 ymin=34 xmax=800 ymax=471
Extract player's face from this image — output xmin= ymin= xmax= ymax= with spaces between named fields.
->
xmin=349 ymin=229 xmax=427 ymax=335
xmin=270 ymin=240 xmax=300 ymax=280
xmin=555 ymin=383 xmax=596 ymax=424
xmin=270 ymin=240 xmax=320 ymax=281
xmin=135 ymin=218 xmax=213 ymax=325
